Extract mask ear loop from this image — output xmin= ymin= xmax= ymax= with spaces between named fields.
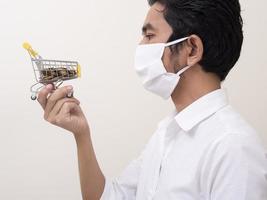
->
xmin=165 ymin=37 xmax=189 ymax=47
xmin=165 ymin=37 xmax=191 ymax=76
xmin=176 ymin=65 xmax=191 ymax=76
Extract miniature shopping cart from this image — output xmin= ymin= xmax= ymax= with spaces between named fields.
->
xmin=23 ymin=42 xmax=81 ymax=100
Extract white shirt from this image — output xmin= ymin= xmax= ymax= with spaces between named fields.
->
xmin=100 ymin=89 xmax=267 ymax=200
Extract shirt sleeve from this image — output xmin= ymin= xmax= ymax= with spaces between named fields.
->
xmin=201 ymin=132 xmax=267 ymax=200
xmin=100 ymin=151 xmax=144 ymax=200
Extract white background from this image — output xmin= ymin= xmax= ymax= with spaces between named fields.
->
xmin=0 ymin=0 xmax=266 ymax=199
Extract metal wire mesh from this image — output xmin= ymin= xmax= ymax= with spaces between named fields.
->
xmin=32 ymin=59 xmax=79 ymax=83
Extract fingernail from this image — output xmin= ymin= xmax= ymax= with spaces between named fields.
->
xmin=46 ymin=84 xmax=53 ymax=90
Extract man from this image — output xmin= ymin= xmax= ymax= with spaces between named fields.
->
xmin=37 ymin=0 xmax=267 ymax=199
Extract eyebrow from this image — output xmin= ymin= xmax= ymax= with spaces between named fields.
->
xmin=142 ymin=23 xmax=157 ymax=34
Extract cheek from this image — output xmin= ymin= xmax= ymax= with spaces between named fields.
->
xmin=162 ymin=48 xmax=175 ymax=73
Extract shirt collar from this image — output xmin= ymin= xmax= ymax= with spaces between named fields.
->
xmin=174 ymin=88 xmax=229 ymax=132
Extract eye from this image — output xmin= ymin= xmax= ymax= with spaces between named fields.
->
xmin=145 ymin=34 xmax=155 ymax=40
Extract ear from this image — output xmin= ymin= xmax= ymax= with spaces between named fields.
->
xmin=186 ymin=35 xmax=204 ymax=66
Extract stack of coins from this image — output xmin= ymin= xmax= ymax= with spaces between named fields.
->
xmin=40 ymin=68 xmax=77 ymax=82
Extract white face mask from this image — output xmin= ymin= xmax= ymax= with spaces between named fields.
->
xmin=134 ymin=37 xmax=191 ymax=99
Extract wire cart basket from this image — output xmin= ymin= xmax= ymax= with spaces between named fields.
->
xmin=23 ymin=43 xmax=81 ymax=100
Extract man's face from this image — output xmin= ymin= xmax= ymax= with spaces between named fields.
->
xmin=140 ymin=2 xmax=187 ymax=73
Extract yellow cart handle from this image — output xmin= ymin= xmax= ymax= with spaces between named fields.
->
xmin=23 ymin=42 xmax=38 ymax=58
xmin=77 ymin=64 xmax=81 ymax=78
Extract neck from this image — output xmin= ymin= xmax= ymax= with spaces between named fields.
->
xmin=171 ymin=65 xmax=221 ymax=112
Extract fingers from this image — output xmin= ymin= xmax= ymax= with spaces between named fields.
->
xmin=37 ymin=84 xmax=54 ymax=110
xmin=44 ymin=85 xmax=73 ymax=120
xmin=56 ymin=102 xmax=80 ymax=128
xmin=60 ymin=102 xmax=77 ymax=116
xmin=46 ymin=97 xmax=80 ymax=123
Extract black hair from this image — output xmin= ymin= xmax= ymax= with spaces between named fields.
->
xmin=148 ymin=0 xmax=243 ymax=81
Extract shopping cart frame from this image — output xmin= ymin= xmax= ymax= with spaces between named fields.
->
xmin=23 ymin=43 xmax=81 ymax=100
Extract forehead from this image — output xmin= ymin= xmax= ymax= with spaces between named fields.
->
xmin=143 ymin=3 xmax=169 ymax=31
xmin=145 ymin=3 xmax=165 ymax=21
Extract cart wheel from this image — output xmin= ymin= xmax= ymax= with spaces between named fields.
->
xmin=67 ymin=91 xmax=74 ymax=98
xmin=31 ymin=94 xmax=37 ymax=101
